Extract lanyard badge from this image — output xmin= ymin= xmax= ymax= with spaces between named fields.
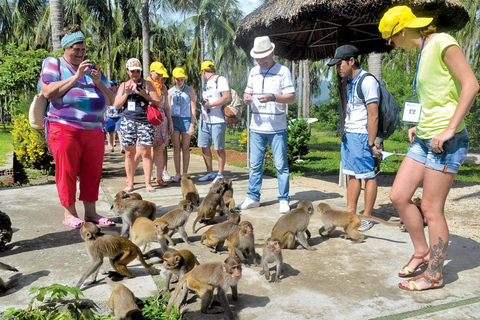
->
xmin=402 ymin=38 xmax=426 ymax=125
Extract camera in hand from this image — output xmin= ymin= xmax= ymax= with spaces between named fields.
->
xmin=200 ymin=98 xmax=207 ymax=105
xmin=136 ymin=82 xmax=143 ymax=90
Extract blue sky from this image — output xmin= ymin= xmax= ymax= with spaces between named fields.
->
xmin=240 ymin=0 xmax=261 ymax=16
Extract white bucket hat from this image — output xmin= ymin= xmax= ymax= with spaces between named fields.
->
xmin=250 ymin=36 xmax=275 ymax=59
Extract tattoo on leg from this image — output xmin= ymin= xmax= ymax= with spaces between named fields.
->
xmin=427 ymin=237 xmax=448 ymax=278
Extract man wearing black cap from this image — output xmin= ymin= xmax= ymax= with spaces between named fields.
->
xmin=328 ymin=44 xmax=380 ymax=231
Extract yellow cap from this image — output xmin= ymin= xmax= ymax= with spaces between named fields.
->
xmin=379 ymin=6 xmax=433 ymax=39
xmin=172 ymin=67 xmax=187 ymax=78
xmin=200 ymin=60 xmax=215 ymax=73
xmin=150 ymin=61 xmax=169 ymax=77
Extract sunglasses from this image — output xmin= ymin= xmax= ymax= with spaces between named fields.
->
xmin=129 ymin=69 xmax=141 ymax=73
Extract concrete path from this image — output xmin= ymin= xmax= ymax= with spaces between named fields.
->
xmin=0 ymin=149 xmax=479 ymax=319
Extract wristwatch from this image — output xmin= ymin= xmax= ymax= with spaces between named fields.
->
xmin=271 ymin=94 xmax=276 ymax=102
xmin=368 ymin=143 xmax=375 ymax=149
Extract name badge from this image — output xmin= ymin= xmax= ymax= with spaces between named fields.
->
xmin=84 ymin=87 xmax=98 ymax=98
xmin=402 ymin=97 xmax=422 ymax=125
xmin=127 ymin=100 xmax=136 ymax=111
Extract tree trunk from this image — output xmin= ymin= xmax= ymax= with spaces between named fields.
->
xmin=368 ymin=52 xmax=384 ymax=149
xmin=303 ymin=59 xmax=310 ymax=118
xmin=298 ymin=61 xmax=303 ymax=118
xmin=141 ymin=0 xmax=150 ymax=77
xmin=50 ymin=0 xmax=64 ymax=53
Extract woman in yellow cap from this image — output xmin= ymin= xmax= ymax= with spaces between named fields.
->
xmin=168 ymin=67 xmax=197 ymax=182
xmin=379 ymin=6 xmax=479 ymax=291
xmin=146 ymin=61 xmax=173 ymax=186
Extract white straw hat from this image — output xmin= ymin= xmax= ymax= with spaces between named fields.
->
xmin=250 ymin=36 xmax=275 ymax=59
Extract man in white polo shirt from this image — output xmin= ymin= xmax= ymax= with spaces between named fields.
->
xmin=238 ymin=36 xmax=295 ymax=213
xmin=197 ymin=60 xmax=231 ymax=183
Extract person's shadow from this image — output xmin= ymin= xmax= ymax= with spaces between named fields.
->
xmin=442 ymin=234 xmax=480 ymax=285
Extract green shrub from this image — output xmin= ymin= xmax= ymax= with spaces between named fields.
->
xmin=11 ymin=114 xmax=53 ymax=172
xmin=310 ymin=101 xmax=340 ymax=131
xmin=141 ymin=294 xmax=182 ymax=320
xmin=287 ymin=119 xmax=310 ymax=165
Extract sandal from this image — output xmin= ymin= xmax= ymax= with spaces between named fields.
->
xmin=86 ymin=216 xmax=115 ymax=226
xmin=62 ymin=217 xmax=85 ymax=229
xmin=398 ymin=249 xmax=430 ymax=277
xmin=146 ymin=186 xmax=156 ymax=193
xmin=398 ymin=273 xmax=443 ymax=291
xmin=124 ymin=186 xmax=134 ymax=193
xmin=155 ymin=179 xmax=168 ymax=187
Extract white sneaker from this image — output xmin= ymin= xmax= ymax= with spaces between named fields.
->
xmin=212 ymin=174 xmax=224 ymax=183
xmin=359 ymin=220 xmax=374 ymax=231
xmin=162 ymin=170 xmax=171 ymax=181
xmin=238 ymin=197 xmax=260 ymax=210
xmin=279 ymin=200 xmax=290 ymax=213
xmin=171 ymin=174 xmax=181 ymax=182
xmin=198 ymin=172 xmax=216 ymax=182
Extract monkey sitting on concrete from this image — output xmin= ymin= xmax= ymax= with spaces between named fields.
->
xmin=317 ymin=202 xmax=401 ymax=243
xmin=399 ymin=197 xmax=428 ymax=232
xmin=106 ymin=277 xmax=143 ymax=320
xmin=111 ymin=198 xmax=157 ymax=238
xmin=180 ymin=174 xmax=200 ymax=206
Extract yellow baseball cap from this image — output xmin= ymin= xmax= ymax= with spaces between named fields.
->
xmin=150 ymin=61 xmax=168 ymax=77
xmin=379 ymin=6 xmax=433 ymax=39
xmin=200 ymin=60 xmax=215 ymax=73
xmin=172 ymin=67 xmax=187 ymax=78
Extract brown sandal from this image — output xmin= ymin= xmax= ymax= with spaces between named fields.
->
xmin=398 ymin=273 xmax=443 ymax=291
xmin=398 ymin=249 xmax=430 ymax=277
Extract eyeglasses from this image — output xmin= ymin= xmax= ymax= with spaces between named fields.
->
xmin=129 ymin=69 xmax=141 ymax=73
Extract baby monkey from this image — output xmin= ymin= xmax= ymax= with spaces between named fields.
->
xmin=317 ymin=203 xmax=401 ymax=243
xmin=260 ymin=237 xmax=283 ymax=283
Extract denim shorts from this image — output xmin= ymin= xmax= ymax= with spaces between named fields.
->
xmin=105 ymin=116 xmax=122 ymax=132
xmin=341 ymin=132 xmax=375 ymax=179
xmin=407 ymin=128 xmax=469 ymax=174
xmin=172 ymin=116 xmax=191 ymax=134
xmin=120 ymin=117 xmax=154 ymax=146
xmin=197 ymin=120 xmax=226 ymax=150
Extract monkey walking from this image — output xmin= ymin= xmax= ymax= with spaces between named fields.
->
xmin=130 ymin=217 xmax=173 ymax=254
xmin=114 ymin=190 xmax=143 ymax=201
xmin=166 ymin=257 xmax=242 ymax=320
xmin=260 ymin=237 xmax=283 ymax=283
xmin=193 ymin=191 xmax=230 ymax=234
xmin=0 ymin=261 xmax=18 ymax=292
xmin=271 ymin=200 xmax=317 ymax=250
xmin=106 ymin=277 xmax=143 ymax=320
xmin=317 ymin=203 xmax=401 ymax=243
xmin=111 ymin=198 xmax=157 ymax=238
xmin=161 ymin=250 xmax=200 ymax=294
xmin=227 ymin=221 xmax=260 ymax=267
xmin=201 ymin=213 xmax=241 ymax=253
xmin=159 ymin=200 xmax=194 ymax=245
xmin=180 ymin=174 xmax=200 ymax=206
xmin=76 ymin=222 xmax=158 ymax=289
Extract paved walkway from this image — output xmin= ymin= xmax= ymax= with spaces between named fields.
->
xmin=0 ymin=148 xmax=479 ymax=319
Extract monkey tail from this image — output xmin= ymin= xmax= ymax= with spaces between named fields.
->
xmin=200 ymin=233 xmax=206 ymax=244
xmin=166 ymin=275 xmax=187 ymax=314
xmin=358 ymin=215 xmax=401 ymax=227
xmin=192 ymin=216 xmax=201 ymax=234
xmin=105 ymin=276 xmax=117 ymax=288
xmin=135 ymin=246 xmax=158 ymax=275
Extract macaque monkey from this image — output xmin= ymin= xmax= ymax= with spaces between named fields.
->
xmin=0 ymin=261 xmax=18 ymax=292
xmin=160 ymin=200 xmax=194 ymax=244
xmin=260 ymin=237 xmax=283 ymax=283
xmin=201 ymin=213 xmax=241 ymax=253
xmin=219 ymin=178 xmax=236 ymax=210
xmin=112 ymin=199 xmax=157 ymax=238
xmin=76 ymin=222 xmax=158 ymax=289
xmin=193 ymin=192 xmax=230 ymax=234
xmin=317 ymin=203 xmax=401 ymax=243
xmin=114 ymin=191 xmax=143 ymax=201
xmin=130 ymin=217 xmax=173 ymax=254
xmin=227 ymin=221 xmax=260 ymax=267
xmin=400 ymin=197 xmax=427 ymax=232
xmin=180 ymin=174 xmax=200 ymax=206
xmin=161 ymin=250 xmax=200 ymax=294
xmin=166 ymin=256 xmax=242 ymax=320
xmin=271 ymin=200 xmax=317 ymax=250
xmin=106 ymin=277 xmax=143 ymax=320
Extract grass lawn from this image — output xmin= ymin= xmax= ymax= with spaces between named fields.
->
xmin=0 ymin=126 xmax=13 ymax=167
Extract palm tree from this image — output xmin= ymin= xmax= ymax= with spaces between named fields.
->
xmin=50 ymin=0 xmax=64 ymax=52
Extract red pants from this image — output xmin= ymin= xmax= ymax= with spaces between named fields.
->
xmin=48 ymin=122 xmax=105 ymax=206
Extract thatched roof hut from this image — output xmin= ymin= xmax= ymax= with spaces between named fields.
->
xmin=235 ymin=0 xmax=468 ymax=61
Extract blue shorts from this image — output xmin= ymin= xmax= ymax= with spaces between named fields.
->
xmin=172 ymin=116 xmax=191 ymax=134
xmin=120 ymin=117 xmax=154 ymax=146
xmin=407 ymin=128 xmax=469 ymax=174
xmin=341 ymin=132 xmax=375 ymax=179
xmin=197 ymin=120 xmax=226 ymax=150
xmin=105 ymin=116 xmax=122 ymax=132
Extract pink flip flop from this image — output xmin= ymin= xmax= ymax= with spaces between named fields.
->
xmin=88 ymin=216 xmax=115 ymax=226
xmin=146 ymin=186 xmax=156 ymax=193
xmin=62 ymin=217 xmax=85 ymax=229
